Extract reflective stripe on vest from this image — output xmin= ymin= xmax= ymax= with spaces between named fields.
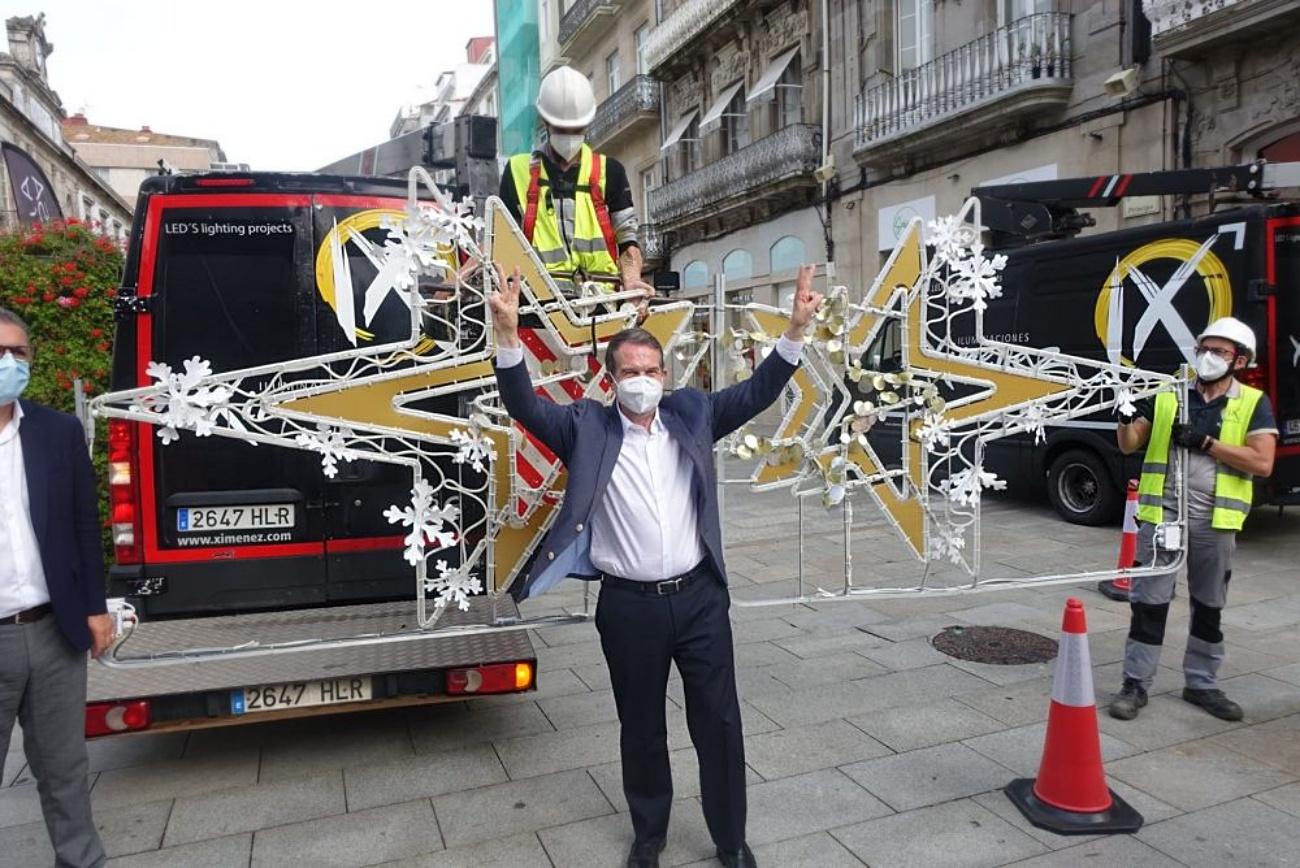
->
xmin=1135 ymin=384 xmax=1264 ymax=531
xmin=508 ymin=145 xmax=619 ymax=278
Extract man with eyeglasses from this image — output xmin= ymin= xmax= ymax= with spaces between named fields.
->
xmin=0 ymin=307 xmax=112 ymax=867
xmin=1109 ymin=317 xmax=1277 ymax=723
xmin=488 ymin=265 xmax=822 ymax=868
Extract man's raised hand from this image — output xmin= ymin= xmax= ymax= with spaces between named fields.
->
xmin=488 ymin=265 xmax=523 ymax=348
xmin=786 ymin=264 xmax=824 ymax=340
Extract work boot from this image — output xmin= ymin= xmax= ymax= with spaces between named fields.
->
xmin=1108 ymin=678 xmax=1148 ymax=720
xmin=1182 ymin=687 xmax=1243 ymax=721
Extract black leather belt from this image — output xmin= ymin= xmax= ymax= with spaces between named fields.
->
xmin=0 ymin=603 xmax=52 ymax=625
xmin=601 ymin=561 xmax=709 ymax=596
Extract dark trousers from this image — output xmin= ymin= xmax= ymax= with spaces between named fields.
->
xmin=0 ymin=615 xmax=106 ymax=868
xmin=595 ymin=570 xmax=746 ymax=851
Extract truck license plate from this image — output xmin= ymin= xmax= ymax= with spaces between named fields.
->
xmin=230 ymin=677 xmax=372 ymax=715
xmin=177 ymin=504 xmax=295 ymax=532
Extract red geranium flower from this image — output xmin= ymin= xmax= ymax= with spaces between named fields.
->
xmin=89 ymin=328 xmax=104 ymax=338
xmin=73 ymin=287 xmax=90 ymax=299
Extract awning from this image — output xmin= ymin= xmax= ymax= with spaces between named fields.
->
xmin=748 ymin=46 xmax=800 ymax=103
xmin=661 ymin=109 xmax=700 ymax=151
xmin=700 ymin=80 xmax=745 ymax=129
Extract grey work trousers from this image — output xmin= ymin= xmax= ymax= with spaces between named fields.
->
xmin=0 ymin=615 xmax=106 ymax=868
xmin=1122 ymin=519 xmax=1236 ymax=692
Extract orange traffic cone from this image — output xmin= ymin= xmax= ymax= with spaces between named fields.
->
xmin=1006 ymin=598 xmax=1143 ymax=834
xmin=1098 ymin=480 xmax=1139 ymax=602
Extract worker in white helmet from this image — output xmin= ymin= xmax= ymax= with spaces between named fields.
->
xmin=1110 ymin=316 xmax=1277 ymax=723
xmin=500 ymin=66 xmax=653 ymax=304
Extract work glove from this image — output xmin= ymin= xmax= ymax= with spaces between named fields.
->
xmin=1170 ymin=422 xmax=1213 ymax=453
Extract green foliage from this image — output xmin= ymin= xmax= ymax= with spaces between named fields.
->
xmin=0 ymin=219 xmax=124 ymax=559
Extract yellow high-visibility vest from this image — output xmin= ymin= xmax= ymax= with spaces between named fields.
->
xmin=508 ymin=144 xmax=619 ymax=278
xmin=1136 ymin=384 xmax=1263 ymax=531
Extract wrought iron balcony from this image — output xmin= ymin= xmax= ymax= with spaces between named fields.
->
xmin=648 ymin=123 xmax=821 ymax=230
xmin=854 ymin=13 xmax=1073 ymax=167
xmin=643 ymin=0 xmax=741 ymax=78
xmin=587 ymin=75 xmax=661 ymax=151
xmin=557 ymin=0 xmax=625 ymax=56
xmin=1145 ymin=0 xmax=1294 ymax=57
xmin=639 ymin=223 xmax=665 ymax=264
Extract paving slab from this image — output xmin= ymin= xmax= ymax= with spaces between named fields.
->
xmin=344 ymin=743 xmax=507 ymax=811
xmin=773 ymin=628 xmax=891 ymax=660
xmin=86 ymin=732 xmax=188 ymax=774
xmin=1001 ymin=834 xmax=1185 ymax=867
xmin=432 ymin=768 xmax=613 ymax=848
xmin=105 ymin=833 xmax=252 ymax=868
xmin=1137 ymin=797 xmax=1300 ymax=867
xmin=408 ymin=701 xmax=553 ymax=754
xmin=251 ymin=798 xmax=442 ymax=867
xmin=256 ymin=715 xmax=414 ymax=782
xmin=1208 ymin=713 xmax=1300 ymax=775
xmin=743 ymin=719 xmax=892 ymax=780
xmin=537 ymin=804 xmax=715 ymax=867
xmin=1265 ymin=661 xmax=1300 ymax=687
xmin=91 ymin=753 xmax=260 ymax=807
xmin=667 ymin=666 xmax=793 ymax=705
xmin=860 ymin=613 xmax=958 ymax=642
xmin=494 ymin=720 xmax=623 ymax=780
xmin=848 ymin=698 xmax=1005 ymax=752
xmin=730 ymin=617 xmax=808 ymax=644
xmin=860 ymin=637 xmax=951 ymax=671
xmin=953 ymin=678 xmax=1054 ymax=727
xmin=1108 ymin=738 xmax=1295 ymax=812
xmin=744 ymin=768 xmax=892 ymax=846
xmin=0 ymin=798 xmax=172 ymax=863
xmin=748 ymin=664 xmax=989 ymax=728
xmin=383 ymin=831 xmax=552 ymax=867
xmin=1211 ymin=672 xmax=1300 ymax=722
xmin=762 ymin=651 xmax=887 ymax=689
xmin=1254 ymin=782 xmax=1300 ymax=819
xmin=165 ymin=770 xmax=345 ymax=846
xmin=840 ymin=742 xmax=1014 ymax=812
xmin=962 ymin=722 xmax=1141 ymax=776
xmin=678 ymin=831 xmax=865 ymax=868
xmin=1097 ymin=692 xmax=1244 ymax=751
xmin=0 ymin=782 xmax=44 ymax=829
xmin=537 ymin=687 xmax=619 ymax=730
xmin=830 ymin=797 xmax=1046 ymax=868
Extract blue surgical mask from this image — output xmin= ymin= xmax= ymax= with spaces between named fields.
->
xmin=0 ymin=352 xmax=30 ymax=405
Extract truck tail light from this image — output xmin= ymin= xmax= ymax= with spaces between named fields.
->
xmin=85 ymin=700 xmax=151 ymax=738
xmin=445 ymin=661 xmax=534 ymax=695
xmin=107 ymin=419 xmax=142 ymax=564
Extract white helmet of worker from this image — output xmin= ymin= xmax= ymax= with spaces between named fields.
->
xmin=1198 ymin=316 xmax=1256 ymax=365
xmin=536 ymin=66 xmax=596 ymax=128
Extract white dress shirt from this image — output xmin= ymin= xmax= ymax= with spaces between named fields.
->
xmin=497 ymin=335 xmax=803 ymax=582
xmin=0 ymin=403 xmax=51 ymax=618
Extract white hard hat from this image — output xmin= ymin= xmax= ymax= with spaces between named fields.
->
xmin=1198 ymin=316 xmax=1256 ymax=364
xmin=535 ymin=66 xmax=596 ymax=129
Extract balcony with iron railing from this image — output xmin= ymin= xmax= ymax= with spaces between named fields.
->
xmin=557 ymin=0 xmax=625 ymax=57
xmin=639 ymin=222 xmax=665 ymax=264
xmin=1144 ymin=0 xmax=1295 ymax=58
xmin=643 ymin=0 xmax=742 ymax=79
xmin=648 ymin=123 xmax=821 ymax=231
xmin=854 ymin=12 xmax=1073 ymax=168
xmin=587 ymin=75 xmax=661 ymax=151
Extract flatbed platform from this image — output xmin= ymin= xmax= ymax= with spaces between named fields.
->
xmin=89 ymin=596 xmax=533 ymax=703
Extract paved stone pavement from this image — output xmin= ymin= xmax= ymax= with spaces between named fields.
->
xmin=5 ymin=489 xmax=1300 ymax=868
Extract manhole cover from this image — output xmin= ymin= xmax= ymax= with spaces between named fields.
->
xmin=931 ymin=626 xmax=1057 ymax=665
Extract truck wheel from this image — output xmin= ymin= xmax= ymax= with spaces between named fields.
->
xmin=1047 ymin=449 xmax=1120 ymax=526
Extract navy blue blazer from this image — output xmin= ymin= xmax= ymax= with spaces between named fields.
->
xmin=17 ymin=400 xmax=107 ymax=652
xmin=496 ymin=348 xmax=799 ymax=601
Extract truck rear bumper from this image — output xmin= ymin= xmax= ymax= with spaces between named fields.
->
xmin=87 ymin=596 xmax=537 ymax=733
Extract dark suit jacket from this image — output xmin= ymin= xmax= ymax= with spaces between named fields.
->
xmin=496 ymin=349 xmax=799 ymax=601
xmin=17 ymin=400 xmax=107 ymax=652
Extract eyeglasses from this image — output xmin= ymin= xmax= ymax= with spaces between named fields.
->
xmin=1194 ymin=345 xmax=1236 ymax=361
xmin=0 ymin=345 xmax=31 ymax=363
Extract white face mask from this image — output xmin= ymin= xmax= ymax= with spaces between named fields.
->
xmin=1194 ymin=351 xmax=1231 ymax=383
xmin=549 ymin=131 xmax=584 ymax=162
xmin=616 ymin=375 xmax=663 ymax=416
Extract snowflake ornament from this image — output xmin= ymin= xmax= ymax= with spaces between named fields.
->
xmin=426 ymin=559 xmax=484 ymax=612
xmin=136 ymin=357 xmax=236 ymax=444
xmin=926 ymin=214 xmax=979 ymax=263
xmin=930 ymin=527 xmax=967 ymax=565
xmin=946 ymin=243 xmax=1007 ymax=311
xmin=383 ymin=479 xmax=460 ymax=566
xmin=1115 ymin=388 xmax=1137 ymax=419
xmin=450 ymin=425 xmax=496 ymax=474
xmin=295 ymin=423 xmax=356 ymax=478
xmin=941 ymin=467 xmax=1007 ymax=508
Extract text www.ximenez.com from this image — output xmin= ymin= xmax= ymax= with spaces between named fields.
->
xmin=175 ymin=532 xmax=293 ymax=547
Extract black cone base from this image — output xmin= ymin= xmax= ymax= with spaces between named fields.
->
xmin=1097 ymin=580 xmax=1129 ymax=602
xmin=1006 ymin=778 xmax=1143 ymax=835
